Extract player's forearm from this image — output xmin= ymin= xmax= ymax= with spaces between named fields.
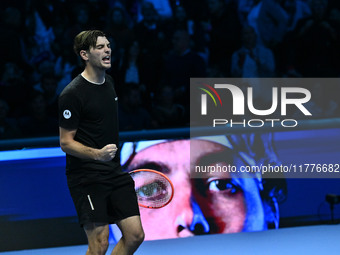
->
xmin=60 ymin=139 xmax=100 ymax=160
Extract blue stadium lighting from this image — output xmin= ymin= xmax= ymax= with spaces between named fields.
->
xmin=0 ymin=147 xmax=64 ymax=161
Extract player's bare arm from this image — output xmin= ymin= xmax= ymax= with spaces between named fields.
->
xmin=59 ymin=127 xmax=117 ymax=161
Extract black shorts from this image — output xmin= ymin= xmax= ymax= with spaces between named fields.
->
xmin=68 ymin=173 xmax=140 ymax=227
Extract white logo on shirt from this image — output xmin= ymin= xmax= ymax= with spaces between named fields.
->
xmin=63 ymin=110 xmax=71 ymax=119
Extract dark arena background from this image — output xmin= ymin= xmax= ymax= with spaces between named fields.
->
xmin=1 ymin=0 xmax=340 ymax=254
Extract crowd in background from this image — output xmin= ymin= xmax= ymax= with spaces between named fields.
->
xmin=0 ymin=0 xmax=340 ymax=139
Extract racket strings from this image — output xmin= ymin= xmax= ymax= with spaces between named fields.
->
xmin=131 ymin=171 xmax=173 ymax=208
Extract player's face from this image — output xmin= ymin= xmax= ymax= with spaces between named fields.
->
xmin=127 ymin=140 xmax=247 ymax=240
xmin=87 ymin=36 xmax=111 ymax=70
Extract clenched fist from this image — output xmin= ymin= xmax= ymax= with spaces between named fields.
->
xmin=97 ymin=144 xmax=117 ymax=161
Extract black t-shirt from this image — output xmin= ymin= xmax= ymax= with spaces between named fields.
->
xmin=59 ymin=74 xmax=123 ymax=185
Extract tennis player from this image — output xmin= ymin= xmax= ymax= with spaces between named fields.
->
xmin=58 ymin=30 xmax=144 ymax=255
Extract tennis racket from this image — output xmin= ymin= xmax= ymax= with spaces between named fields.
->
xmin=130 ymin=169 xmax=174 ymax=209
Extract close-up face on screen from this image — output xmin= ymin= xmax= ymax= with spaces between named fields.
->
xmin=115 ymin=136 xmax=276 ymax=240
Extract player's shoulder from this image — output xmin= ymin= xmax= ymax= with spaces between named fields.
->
xmin=60 ymin=75 xmax=84 ymax=97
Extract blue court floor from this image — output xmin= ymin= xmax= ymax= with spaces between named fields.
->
xmin=1 ymin=224 xmax=339 ymax=255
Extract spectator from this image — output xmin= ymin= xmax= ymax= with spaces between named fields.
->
xmin=49 ymin=8 xmax=77 ymax=92
xmin=238 ymin=0 xmax=256 ymax=26
xmin=283 ymin=0 xmax=312 ymax=32
xmin=152 ymin=85 xmax=186 ymax=128
xmin=104 ymin=5 xmax=134 ymax=57
xmin=0 ymin=62 xmax=32 ymax=117
xmin=0 ymin=99 xmax=22 ymax=139
xmin=163 ymin=5 xmax=208 ymax=62
xmin=110 ymin=40 xmax=148 ymax=96
xmin=328 ymin=0 xmax=340 ymax=32
xmin=137 ymin=0 xmax=173 ymax=21
xmin=205 ymin=0 xmax=242 ymax=75
xmin=39 ymin=72 xmax=59 ymax=119
xmin=18 ymin=92 xmax=58 ymax=137
xmin=291 ymin=0 xmax=339 ymax=77
xmin=231 ymin=25 xmax=275 ymax=78
xmin=64 ymin=3 xmax=95 ymax=41
xmin=164 ymin=5 xmax=193 ymax=34
xmin=0 ymin=7 xmax=26 ymax=70
xmin=161 ymin=29 xmax=206 ymax=107
xmin=247 ymin=0 xmax=289 ymax=49
xmin=133 ymin=1 xmax=167 ymax=92
xmin=275 ymin=0 xmax=311 ymax=75
xmin=31 ymin=0 xmax=66 ymax=30
xmin=118 ymin=83 xmax=156 ymax=131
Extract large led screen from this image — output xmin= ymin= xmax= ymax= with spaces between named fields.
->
xmin=0 ymin=127 xmax=339 ymax=251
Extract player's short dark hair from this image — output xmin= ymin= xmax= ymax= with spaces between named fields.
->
xmin=73 ymin=30 xmax=106 ymax=62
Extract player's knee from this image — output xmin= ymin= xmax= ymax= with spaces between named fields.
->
xmin=125 ymin=229 xmax=144 ymax=248
xmin=136 ymin=229 xmax=145 ymax=245
xmin=88 ymin=236 xmax=109 ymax=255
xmin=98 ymin=237 xmax=109 ymax=252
